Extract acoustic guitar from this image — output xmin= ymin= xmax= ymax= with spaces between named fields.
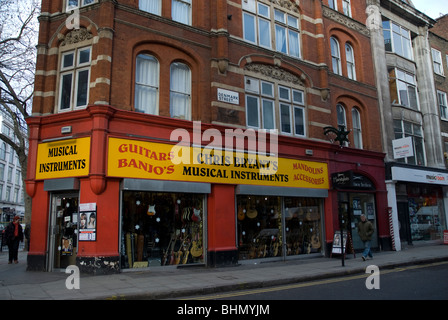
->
xmin=237 ymin=205 xmax=246 ymax=221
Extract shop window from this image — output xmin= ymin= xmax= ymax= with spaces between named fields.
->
xmin=135 ymin=54 xmax=159 ymax=114
xmin=58 ymin=46 xmax=91 ymax=112
xmin=139 ymin=0 xmax=162 ymax=15
xmin=237 ymin=195 xmax=322 ymax=260
xmin=407 ymin=185 xmax=445 ymax=241
xmin=121 ymin=191 xmax=204 ymax=268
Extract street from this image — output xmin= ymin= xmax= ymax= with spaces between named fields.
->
xmin=180 ymin=261 xmax=448 ymax=300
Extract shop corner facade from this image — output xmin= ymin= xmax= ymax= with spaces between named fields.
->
xmin=26 ymin=0 xmax=392 ymax=274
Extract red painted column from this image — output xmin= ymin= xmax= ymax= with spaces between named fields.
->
xmin=207 ymin=184 xmax=237 ymax=266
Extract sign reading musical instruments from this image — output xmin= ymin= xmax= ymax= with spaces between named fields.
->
xmin=36 ymin=137 xmax=91 ymax=180
xmin=107 ymin=137 xmax=329 ymax=189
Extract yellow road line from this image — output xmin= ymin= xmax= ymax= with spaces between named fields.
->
xmin=182 ymin=261 xmax=448 ymax=300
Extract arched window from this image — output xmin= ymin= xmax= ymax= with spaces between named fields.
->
xmin=330 ymin=37 xmax=341 ymax=75
xmin=345 ymin=43 xmax=356 ymax=80
xmin=336 ymin=104 xmax=346 ymax=128
xmin=170 ymin=62 xmax=191 ymax=120
xmin=352 ymin=108 xmax=363 ymax=149
xmin=135 ymin=54 xmax=159 ymax=115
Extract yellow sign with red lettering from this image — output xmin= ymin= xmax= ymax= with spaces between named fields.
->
xmin=107 ymin=137 xmax=328 ymax=189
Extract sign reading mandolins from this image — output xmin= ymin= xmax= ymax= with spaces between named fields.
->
xmin=35 ymin=137 xmax=91 ymax=180
xmin=107 ymin=137 xmax=329 ymax=189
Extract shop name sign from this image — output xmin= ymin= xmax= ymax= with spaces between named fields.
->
xmin=36 ymin=137 xmax=91 ymax=180
xmin=107 ymin=137 xmax=329 ymax=189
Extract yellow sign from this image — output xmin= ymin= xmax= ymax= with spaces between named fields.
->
xmin=107 ymin=137 xmax=328 ymax=189
xmin=36 ymin=137 xmax=91 ymax=180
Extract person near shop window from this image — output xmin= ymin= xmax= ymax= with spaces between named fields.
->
xmin=357 ymin=214 xmax=374 ymax=261
xmin=4 ymin=216 xmax=24 ymax=264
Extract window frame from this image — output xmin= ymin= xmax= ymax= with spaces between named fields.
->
xmin=66 ymin=0 xmax=96 ymax=11
xmin=330 ymin=37 xmax=342 ymax=75
xmin=393 ymin=120 xmax=426 ymax=166
xmin=244 ymin=76 xmax=306 ymax=137
xmin=134 ymin=53 xmax=160 ymax=115
xmin=58 ymin=46 xmax=92 ymax=112
xmin=172 ymin=0 xmax=192 ymax=25
xmin=438 ymin=90 xmax=448 ymax=121
xmin=170 ymin=62 xmax=192 ymax=120
xmin=351 ymin=108 xmax=363 ymax=149
xmin=382 ymin=20 xmax=413 ymax=60
xmin=432 ymin=48 xmax=444 ymax=76
xmin=345 ymin=43 xmax=356 ymax=80
xmin=139 ymin=0 xmax=162 ymax=15
xmin=389 ymin=68 xmax=419 ymax=111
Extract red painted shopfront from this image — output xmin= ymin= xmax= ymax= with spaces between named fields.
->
xmin=26 ymin=105 xmax=388 ymax=274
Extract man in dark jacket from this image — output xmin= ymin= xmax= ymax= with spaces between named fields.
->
xmin=4 ymin=215 xmax=24 ymax=264
xmin=357 ymin=214 xmax=374 ymax=261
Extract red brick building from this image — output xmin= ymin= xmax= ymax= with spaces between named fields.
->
xmin=27 ymin=0 xmax=388 ymax=273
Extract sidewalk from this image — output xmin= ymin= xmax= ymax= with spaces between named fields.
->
xmin=1 ymin=243 xmax=447 ymax=300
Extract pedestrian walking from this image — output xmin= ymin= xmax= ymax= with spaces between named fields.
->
xmin=357 ymin=214 xmax=374 ymax=261
xmin=4 ymin=216 xmax=24 ymax=264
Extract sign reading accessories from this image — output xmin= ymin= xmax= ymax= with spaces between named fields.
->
xmin=35 ymin=137 xmax=91 ymax=180
xmin=107 ymin=137 xmax=329 ymax=189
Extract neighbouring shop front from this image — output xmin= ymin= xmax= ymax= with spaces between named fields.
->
xmin=388 ymin=164 xmax=448 ymax=245
xmin=332 ymin=171 xmax=379 ymax=252
xmin=235 ymin=186 xmax=327 ymax=262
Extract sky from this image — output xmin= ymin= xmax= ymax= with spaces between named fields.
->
xmin=411 ymin=0 xmax=448 ymax=19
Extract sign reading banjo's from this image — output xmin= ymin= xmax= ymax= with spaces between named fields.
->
xmin=36 ymin=137 xmax=91 ymax=180
xmin=107 ymin=137 xmax=329 ymax=189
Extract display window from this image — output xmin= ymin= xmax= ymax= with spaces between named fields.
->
xmin=407 ymin=185 xmax=445 ymax=241
xmin=237 ymin=195 xmax=323 ymax=260
xmin=121 ymin=191 xmax=204 ymax=268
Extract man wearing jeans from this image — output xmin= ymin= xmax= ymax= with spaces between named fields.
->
xmin=357 ymin=214 xmax=374 ymax=261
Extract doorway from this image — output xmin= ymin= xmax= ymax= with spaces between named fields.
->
xmin=48 ymin=193 xmax=79 ymax=271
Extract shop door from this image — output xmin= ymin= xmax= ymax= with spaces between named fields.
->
xmin=397 ymin=202 xmax=412 ymax=245
xmin=48 ymin=194 xmax=79 ymax=271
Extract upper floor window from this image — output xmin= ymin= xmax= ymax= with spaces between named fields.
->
xmin=242 ymin=0 xmax=301 ymax=58
xmin=58 ymin=46 xmax=92 ymax=112
xmin=352 ymin=108 xmax=362 ymax=149
xmin=389 ymin=68 xmax=419 ymax=110
xmin=245 ymin=76 xmax=306 ymax=137
xmin=66 ymin=0 xmax=95 ymax=11
xmin=135 ymin=54 xmax=159 ymax=114
xmin=170 ymin=62 xmax=191 ymax=120
xmin=393 ymin=120 xmax=425 ymax=166
xmin=172 ymin=0 xmax=192 ymax=25
xmin=345 ymin=43 xmax=356 ymax=80
xmin=330 ymin=37 xmax=342 ymax=75
xmin=438 ymin=91 xmax=448 ymax=121
xmin=139 ymin=0 xmax=162 ymax=15
xmin=342 ymin=0 xmax=351 ymax=17
xmin=432 ymin=48 xmax=444 ymax=76
xmin=383 ymin=20 xmax=413 ymax=60
xmin=328 ymin=0 xmax=337 ymax=10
